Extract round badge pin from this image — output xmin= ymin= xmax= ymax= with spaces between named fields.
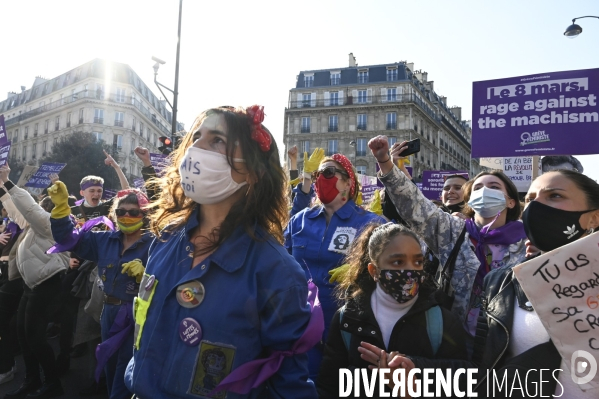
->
xmin=176 ymin=280 xmax=205 ymax=308
xmin=179 ymin=317 xmax=202 ymax=346
xmin=145 ymin=275 xmax=156 ymax=291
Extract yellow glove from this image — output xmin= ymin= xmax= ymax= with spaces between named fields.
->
xmin=289 ymin=177 xmax=301 ymax=187
xmin=303 ymin=148 xmax=325 ymax=174
xmin=121 ymin=259 xmax=145 ymax=283
xmin=328 ymin=263 xmax=350 ymax=284
xmin=370 ymin=189 xmax=383 ymax=216
xmin=396 ymin=157 xmax=410 ymax=167
xmin=47 ymin=181 xmax=71 ymax=219
xmin=356 ymin=191 xmax=363 ymax=206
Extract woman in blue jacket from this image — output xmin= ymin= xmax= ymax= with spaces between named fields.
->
xmin=285 ymin=154 xmax=386 ymax=380
xmin=48 ymin=182 xmax=152 ymax=399
xmin=123 ymin=106 xmax=319 ymax=399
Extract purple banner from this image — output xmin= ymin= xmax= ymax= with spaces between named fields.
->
xmin=150 ymin=153 xmax=169 ymax=176
xmin=472 ymin=68 xmax=599 ymax=157
xmin=132 ymin=178 xmax=145 ymax=189
xmin=25 ymin=162 xmax=66 ymax=187
xmin=0 ymin=115 xmax=6 ymax=145
xmin=0 ymin=141 xmax=10 ymax=167
xmin=102 ymin=188 xmax=118 ymax=200
xmin=421 ymin=170 xmax=469 ymax=200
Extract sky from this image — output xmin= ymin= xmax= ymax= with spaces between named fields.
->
xmin=2 ymin=0 xmax=598 ymax=181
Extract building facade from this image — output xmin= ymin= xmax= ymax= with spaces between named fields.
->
xmin=283 ymin=55 xmax=486 ymax=179
xmin=0 ymin=59 xmax=183 ymax=180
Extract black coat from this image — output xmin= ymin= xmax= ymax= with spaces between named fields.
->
xmin=316 ymin=288 xmax=472 ymax=399
xmin=472 ymin=265 xmax=562 ymax=398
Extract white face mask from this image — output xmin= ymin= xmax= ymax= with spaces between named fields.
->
xmin=468 ymin=186 xmax=507 ymax=218
xmin=179 ymin=146 xmax=247 ymax=205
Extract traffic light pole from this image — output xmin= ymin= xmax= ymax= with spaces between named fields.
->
xmin=171 ymin=0 xmax=182 ymax=149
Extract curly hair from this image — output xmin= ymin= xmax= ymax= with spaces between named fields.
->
xmin=335 ymin=222 xmax=421 ymax=303
xmin=147 ymin=107 xmax=288 ymax=256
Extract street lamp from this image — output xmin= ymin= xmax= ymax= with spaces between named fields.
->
xmin=152 ymin=0 xmax=183 ymax=148
xmin=564 ymin=16 xmax=599 ymax=38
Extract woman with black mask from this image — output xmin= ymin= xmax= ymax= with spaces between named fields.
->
xmin=474 ymin=169 xmax=599 ymax=398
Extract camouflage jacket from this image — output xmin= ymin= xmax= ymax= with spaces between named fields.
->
xmin=378 ymin=166 xmax=527 ymax=329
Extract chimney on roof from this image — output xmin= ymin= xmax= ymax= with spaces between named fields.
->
xmin=20 ymin=86 xmax=26 ymax=92
xmin=406 ymin=62 xmax=414 ymax=72
xmin=349 ymin=53 xmax=357 ymax=67
xmin=450 ymin=106 xmax=462 ymax=120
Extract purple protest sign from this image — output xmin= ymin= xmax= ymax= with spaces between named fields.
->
xmin=24 ymin=162 xmax=66 ymax=188
xmin=102 ymin=188 xmax=118 ymax=200
xmin=149 ymin=153 xmax=170 ymax=176
xmin=421 ymin=170 xmax=469 ymax=200
xmin=132 ymin=178 xmax=145 ymax=189
xmin=472 ymin=68 xmax=599 ymax=157
xmin=0 ymin=115 xmax=6 ymax=145
xmin=0 ymin=141 xmax=10 ymax=167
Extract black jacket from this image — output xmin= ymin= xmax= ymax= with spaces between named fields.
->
xmin=472 ymin=265 xmax=562 ymax=398
xmin=316 ymin=288 xmax=472 ymax=398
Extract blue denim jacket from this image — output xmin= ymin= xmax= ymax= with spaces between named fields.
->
xmin=124 ymin=207 xmax=316 ymax=399
xmin=51 ymin=216 xmax=152 ymax=302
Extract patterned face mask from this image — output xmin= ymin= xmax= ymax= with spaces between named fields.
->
xmin=377 ymin=269 xmax=425 ymax=304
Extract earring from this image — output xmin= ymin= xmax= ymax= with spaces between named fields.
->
xmin=588 ymin=227 xmax=595 ymax=235
xmin=341 ymin=190 xmax=347 ymax=201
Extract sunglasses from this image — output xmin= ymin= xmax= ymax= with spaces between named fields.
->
xmin=314 ymin=166 xmax=349 ymax=180
xmin=115 ymin=209 xmax=143 ymax=217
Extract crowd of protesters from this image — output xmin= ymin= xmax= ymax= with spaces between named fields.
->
xmin=0 ymin=105 xmax=597 ymax=398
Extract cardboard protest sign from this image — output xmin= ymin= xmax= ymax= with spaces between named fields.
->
xmin=150 ymin=153 xmax=170 ymax=176
xmin=24 ymin=163 xmax=66 ymax=188
xmin=0 ymin=141 xmax=11 ymax=167
xmin=513 ymin=233 xmax=599 ymax=391
xmin=479 ymin=157 xmax=542 ymax=192
xmin=421 ymin=170 xmax=469 ymax=200
xmin=0 ymin=115 xmax=6 ymax=145
xmin=472 ymin=68 xmax=599 ymax=157
xmin=16 ymin=165 xmax=39 ymax=187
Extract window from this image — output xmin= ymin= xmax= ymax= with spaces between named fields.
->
xmin=96 ymin=84 xmax=104 ymax=99
xmin=55 ymin=115 xmax=60 ymax=131
xmin=357 ymin=114 xmax=367 ymax=130
xmin=139 ymin=122 xmax=144 ymax=135
xmin=67 ymin=112 xmax=72 ymax=127
xmin=330 ymin=72 xmax=340 ymax=86
xmin=132 ymin=117 xmax=137 ymax=132
xmin=131 ymin=93 xmax=136 ymax=105
xmin=356 ymin=138 xmax=367 ymax=156
xmin=113 ymin=134 xmax=123 ymax=149
xmin=116 ymin=88 xmax=126 ymax=103
xmin=302 ymin=93 xmax=311 ymax=108
xmin=60 ymin=94 xmax=64 ymax=105
xmin=14 ymin=129 xmax=19 ymax=142
xmin=72 ymin=89 xmax=76 ymax=101
xmin=356 ymin=165 xmax=367 ymax=175
xmin=84 ymin=84 xmax=88 ymax=97
xmin=92 ymin=132 xmax=103 ymax=142
xmin=45 ymin=120 xmax=49 ymax=134
xmin=53 ymin=138 xmax=58 ymax=147
xmin=357 ymin=90 xmax=367 ymax=104
xmin=22 ymin=146 xmax=27 ymax=161
xmin=114 ymin=112 xmax=124 ymax=127
xmin=330 ymin=91 xmax=339 ymax=106
xmin=388 ymin=137 xmax=397 ymax=147
xmin=328 ymin=115 xmax=338 ymax=132
xmin=304 ymin=75 xmax=314 ymax=88
xmin=327 ymin=140 xmax=338 ymax=156
xmin=387 ymin=68 xmax=398 ymax=81
xmin=79 ymin=108 xmax=84 ymax=124
xmin=32 ymin=143 xmax=37 ymax=159
xmin=24 ymin=127 xmax=29 ymax=139
xmin=131 ymin=138 xmax=137 ymax=153
xmin=386 ymin=112 xmax=397 ymax=130
xmin=299 ymin=140 xmax=310 ymax=158
xmin=42 ymin=141 xmax=47 ymax=155
xmin=34 ymin=123 xmax=38 ymax=136
xmin=94 ymin=109 xmax=104 ymax=124
xmin=387 ymin=88 xmax=397 ymax=102
xmin=358 ymin=70 xmax=368 ymax=83
xmin=301 ymin=117 xmax=311 ymax=133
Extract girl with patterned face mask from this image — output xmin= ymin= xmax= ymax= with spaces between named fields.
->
xmin=316 ymin=223 xmax=471 ymax=397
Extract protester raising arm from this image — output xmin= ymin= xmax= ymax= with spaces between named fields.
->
xmin=104 ymin=150 xmax=129 ymax=189
xmin=133 ymin=146 xmax=159 ymax=201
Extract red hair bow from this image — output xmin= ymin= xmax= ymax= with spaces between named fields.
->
xmin=116 ymin=189 xmax=149 ymax=209
xmin=246 ymin=105 xmax=271 ymax=152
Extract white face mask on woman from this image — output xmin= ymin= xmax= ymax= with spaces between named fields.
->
xmin=468 ymin=186 xmax=507 ymax=218
xmin=179 ymin=146 xmax=247 ymax=205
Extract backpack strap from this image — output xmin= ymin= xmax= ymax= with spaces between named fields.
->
xmin=339 ymin=306 xmax=352 ymax=352
xmin=425 ymin=306 xmax=443 ymax=356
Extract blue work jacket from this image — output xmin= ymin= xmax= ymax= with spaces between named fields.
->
xmin=124 ymin=207 xmax=316 ymax=399
xmin=284 ymin=200 xmax=386 ymax=338
xmin=51 ymin=216 xmax=152 ymax=303
xmin=290 ymin=183 xmax=314 ymax=217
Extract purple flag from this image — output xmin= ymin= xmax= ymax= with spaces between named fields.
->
xmin=149 ymin=153 xmax=170 ymax=176
xmin=24 ymin=162 xmax=66 ymax=188
xmin=47 ymin=216 xmax=114 ymax=254
xmin=212 ymin=280 xmax=324 ymax=395
xmin=95 ymin=304 xmax=134 ymax=382
xmin=472 ymin=68 xmax=599 ymax=157
xmin=0 ymin=115 xmax=6 ymax=145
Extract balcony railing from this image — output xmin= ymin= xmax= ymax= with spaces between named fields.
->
xmin=114 ymin=120 xmax=124 ymax=127
xmin=328 ymin=125 xmax=338 ymax=132
xmin=79 ymin=118 xmax=83 ymax=124
xmin=356 ymin=150 xmax=367 ymax=156
xmin=357 ymin=124 xmax=367 ymax=131
xmin=300 ymin=127 xmax=311 ymax=133
xmin=386 ymin=123 xmax=397 ymax=130
xmin=94 ymin=117 xmax=104 ymax=124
